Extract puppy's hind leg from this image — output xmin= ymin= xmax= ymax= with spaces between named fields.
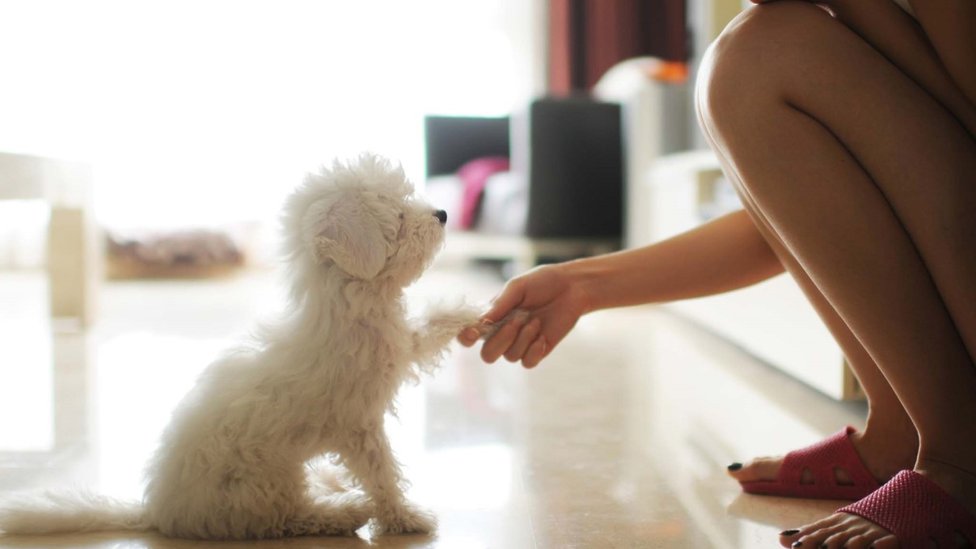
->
xmin=305 ymin=457 xmax=354 ymax=497
xmin=283 ymin=492 xmax=372 ymax=537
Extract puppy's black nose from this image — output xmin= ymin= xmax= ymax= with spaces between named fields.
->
xmin=434 ymin=210 xmax=447 ymax=225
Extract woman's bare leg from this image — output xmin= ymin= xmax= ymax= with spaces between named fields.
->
xmin=718 ymin=169 xmax=919 ymax=487
xmin=698 ymin=1 xmax=976 ymax=546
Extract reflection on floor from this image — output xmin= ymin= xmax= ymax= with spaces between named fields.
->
xmin=0 ymin=263 xmax=868 ymax=548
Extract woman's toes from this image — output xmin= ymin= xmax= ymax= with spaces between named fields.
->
xmin=813 ymin=515 xmax=897 ymax=549
xmin=779 ymin=515 xmax=836 ymax=547
xmin=780 ymin=525 xmax=826 ymax=547
xmin=815 ymin=524 xmax=860 ymax=548
xmin=793 ymin=526 xmax=848 ymax=549
xmin=779 ymin=528 xmax=801 ymax=545
xmin=728 ymin=456 xmax=783 ymax=482
xmin=779 ymin=512 xmax=893 ymax=549
xmin=780 ymin=528 xmax=804 ymax=548
xmin=867 ymin=534 xmax=898 ymax=549
xmin=840 ymin=533 xmax=879 ymax=549
xmin=728 ymin=455 xmax=848 ymax=485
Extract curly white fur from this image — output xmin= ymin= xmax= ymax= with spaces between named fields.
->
xmin=0 ymin=154 xmax=482 ymax=539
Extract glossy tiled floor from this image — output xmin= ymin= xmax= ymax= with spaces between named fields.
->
xmin=0 ymin=262 xmax=869 ymax=548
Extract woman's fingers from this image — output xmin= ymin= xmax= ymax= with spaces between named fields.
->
xmin=475 ymin=313 xmax=557 ymax=368
xmin=522 ymin=336 xmax=549 ymax=368
xmin=480 ymin=312 xmax=527 ymax=363
xmin=504 ymin=317 xmax=542 ymax=363
xmin=476 ymin=306 xmax=570 ymax=368
xmin=457 ymin=326 xmax=481 ymax=347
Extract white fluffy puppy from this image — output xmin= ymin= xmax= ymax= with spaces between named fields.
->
xmin=0 ymin=154 xmax=482 ymax=539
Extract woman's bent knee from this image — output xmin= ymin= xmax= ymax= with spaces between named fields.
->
xmin=696 ymin=1 xmax=834 ymax=135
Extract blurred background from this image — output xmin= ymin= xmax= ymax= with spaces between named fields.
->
xmin=0 ymin=0 xmax=702 ymax=273
xmin=3 ymin=0 xmax=853 ymax=400
xmin=0 ymin=0 xmax=860 ymax=422
xmin=0 ymin=1 xmax=535 ymax=228
xmin=0 ymin=2 xmax=870 ymax=546
xmin=0 ymin=0 xmax=540 ymax=270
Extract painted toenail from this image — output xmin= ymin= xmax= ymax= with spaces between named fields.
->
xmin=728 ymin=462 xmax=743 ymax=471
xmin=780 ymin=529 xmax=800 ymax=536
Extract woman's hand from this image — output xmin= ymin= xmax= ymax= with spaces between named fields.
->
xmin=458 ymin=263 xmax=589 ymax=368
xmin=455 ymin=211 xmax=790 ymax=368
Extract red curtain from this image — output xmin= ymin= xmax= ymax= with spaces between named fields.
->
xmin=548 ymin=0 xmax=687 ymax=95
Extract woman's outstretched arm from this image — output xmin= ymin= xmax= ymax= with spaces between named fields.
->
xmin=558 ymin=209 xmax=783 ymax=312
xmin=461 ymin=209 xmax=784 ymax=367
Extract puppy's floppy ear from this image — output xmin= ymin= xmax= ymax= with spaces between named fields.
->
xmin=312 ymin=198 xmax=388 ymax=280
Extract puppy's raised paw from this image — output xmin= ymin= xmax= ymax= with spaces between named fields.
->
xmin=424 ymin=302 xmax=485 ymax=338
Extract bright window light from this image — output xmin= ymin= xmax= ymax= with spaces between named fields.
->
xmin=0 ymin=0 xmax=534 ymax=230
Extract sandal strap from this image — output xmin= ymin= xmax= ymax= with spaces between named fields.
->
xmin=778 ymin=426 xmax=879 ymax=490
xmin=839 ymin=470 xmax=976 ymax=546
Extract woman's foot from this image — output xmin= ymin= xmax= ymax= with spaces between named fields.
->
xmin=728 ymin=425 xmax=918 ymax=490
xmin=778 ymin=460 xmax=976 ymax=548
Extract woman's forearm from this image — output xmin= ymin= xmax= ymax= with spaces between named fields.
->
xmin=560 ymin=209 xmax=785 ymax=313
xmin=829 ymin=0 xmax=976 ymax=136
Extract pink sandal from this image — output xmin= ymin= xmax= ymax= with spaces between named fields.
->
xmin=738 ymin=426 xmax=881 ymax=500
xmin=838 ymin=470 xmax=976 ymax=546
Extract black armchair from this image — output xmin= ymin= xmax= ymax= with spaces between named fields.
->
xmin=424 ymin=97 xmax=623 ymax=270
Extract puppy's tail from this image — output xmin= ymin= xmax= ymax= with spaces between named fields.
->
xmin=0 ymin=490 xmax=151 ymax=535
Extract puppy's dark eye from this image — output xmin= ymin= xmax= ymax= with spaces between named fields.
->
xmin=398 ymin=212 xmax=405 ymax=221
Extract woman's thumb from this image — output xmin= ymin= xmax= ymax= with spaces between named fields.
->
xmin=483 ymin=281 xmax=525 ymax=323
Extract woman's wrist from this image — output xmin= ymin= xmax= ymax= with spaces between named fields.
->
xmin=556 ymin=256 xmax=613 ymax=316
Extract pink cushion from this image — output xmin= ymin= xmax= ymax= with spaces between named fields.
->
xmin=457 ymin=156 xmax=510 ymax=229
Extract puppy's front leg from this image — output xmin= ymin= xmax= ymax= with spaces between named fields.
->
xmin=340 ymin=429 xmax=436 ymax=535
xmin=410 ymin=304 xmax=482 ymax=368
